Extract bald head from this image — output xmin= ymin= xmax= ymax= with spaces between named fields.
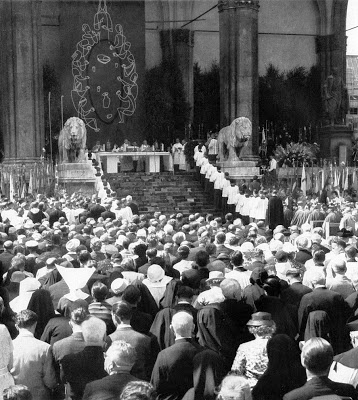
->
xmin=331 ymin=258 xmax=347 ymax=275
xmin=171 ymin=311 xmax=194 ymax=338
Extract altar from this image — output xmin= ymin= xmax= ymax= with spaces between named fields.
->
xmin=97 ymin=151 xmax=173 ymax=173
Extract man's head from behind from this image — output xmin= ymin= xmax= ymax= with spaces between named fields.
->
xmin=301 ymin=337 xmax=334 ymax=376
xmin=16 ymin=310 xmax=38 ymax=331
xmin=81 ymin=317 xmax=106 ymax=346
xmin=170 ymin=311 xmax=194 ymax=339
xmin=112 ymin=300 xmax=133 ymax=326
xmin=105 ymin=340 xmax=137 ymax=374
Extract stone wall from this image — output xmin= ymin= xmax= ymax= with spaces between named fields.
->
xmin=145 ymin=0 xmax=319 ymax=75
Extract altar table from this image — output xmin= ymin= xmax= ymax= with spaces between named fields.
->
xmin=98 ymin=152 xmax=172 ymax=173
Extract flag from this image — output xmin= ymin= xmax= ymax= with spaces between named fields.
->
xmin=301 ymin=164 xmax=307 ymax=196
xmin=344 ymin=167 xmax=349 ymax=191
xmin=9 ymin=173 xmax=14 ymax=202
xmin=315 ymin=171 xmax=320 ymax=193
xmin=306 ymin=171 xmax=312 ymax=192
xmin=28 ymin=171 xmax=33 ymax=195
xmin=334 ymin=168 xmax=339 ymax=188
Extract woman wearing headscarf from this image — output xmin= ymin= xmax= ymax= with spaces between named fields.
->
xmin=27 ymin=289 xmax=56 ymax=339
xmin=243 ymin=268 xmax=268 ymax=311
xmin=182 ymin=349 xmax=227 ymax=400
xmin=255 ymin=276 xmax=297 ymax=339
xmin=252 ymin=334 xmax=306 ymax=400
xmin=304 ymin=310 xmax=332 ymax=342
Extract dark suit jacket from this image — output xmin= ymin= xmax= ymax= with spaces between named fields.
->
xmin=107 ymin=326 xmax=152 ymax=380
xmin=281 ymin=282 xmax=312 ymax=309
xmin=100 ymin=210 xmax=116 ymax=220
xmin=298 ymin=287 xmax=350 ymax=353
xmin=187 ymin=246 xmax=206 ymax=262
xmin=151 ymin=338 xmax=203 ymax=400
xmin=60 ymin=346 xmax=107 ymax=400
xmin=130 ymin=309 xmax=153 ymax=335
xmin=89 ymin=204 xmax=106 ymax=220
xmin=283 ymin=376 xmax=357 ymax=400
xmin=83 ymin=372 xmax=138 ymax=400
xmin=215 ymin=244 xmax=233 ymax=256
xmin=181 ymin=268 xmax=209 ymax=290
xmin=295 ymin=249 xmax=312 ymax=265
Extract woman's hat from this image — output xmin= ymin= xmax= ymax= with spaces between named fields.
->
xmin=206 ymin=271 xmax=225 ymax=285
xmin=110 ymin=278 xmax=129 ymax=295
xmin=147 ymin=264 xmax=165 ymax=283
xmin=247 ymin=312 xmax=274 ymax=327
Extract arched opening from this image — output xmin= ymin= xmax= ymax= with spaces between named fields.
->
xmin=346 ymin=0 xmax=358 ymax=132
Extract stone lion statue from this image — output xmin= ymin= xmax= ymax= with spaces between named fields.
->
xmin=217 ymin=117 xmax=252 ymax=162
xmin=58 ymin=117 xmax=87 ymax=163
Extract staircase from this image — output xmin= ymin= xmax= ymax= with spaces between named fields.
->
xmin=105 ymin=171 xmax=218 ymax=216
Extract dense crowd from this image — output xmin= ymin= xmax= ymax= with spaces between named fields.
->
xmin=2 ymin=168 xmax=358 ymax=400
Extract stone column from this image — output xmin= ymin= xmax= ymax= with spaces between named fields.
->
xmin=0 ymin=0 xmax=44 ymax=164
xmin=160 ymin=29 xmax=195 ymax=122
xmin=218 ymin=0 xmax=260 ymax=160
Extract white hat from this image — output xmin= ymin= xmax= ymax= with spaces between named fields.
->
xmin=32 ymin=232 xmax=42 ymax=241
xmin=66 ymin=238 xmax=80 ymax=252
xmin=240 ymin=242 xmax=254 ymax=252
xmin=206 ymin=271 xmax=225 ymax=285
xmin=25 ymin=240 xmax=38 ymax=249
xmin=23 ymin=220 xmax=34 ymax=229
xmin=137 ymin=229 xmax=147 ymax=238
xmin=110 ymin=278 xmax=129 ymax=295
xmin=147 ymin=264 xmax=165 ymax=283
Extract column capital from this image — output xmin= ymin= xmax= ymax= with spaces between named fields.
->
xmin=218 ymin=0 xmax=259 ymax=13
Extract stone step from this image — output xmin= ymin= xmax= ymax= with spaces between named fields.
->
xmin=104 ymin=171 xmax=218 ymax=216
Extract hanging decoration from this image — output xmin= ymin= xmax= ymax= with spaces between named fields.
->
xmin=71 ymin=0 xmax=138 ymax=133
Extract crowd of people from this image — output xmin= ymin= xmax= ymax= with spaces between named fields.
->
xmin=2 ymin=153 xmax=358 ymax=400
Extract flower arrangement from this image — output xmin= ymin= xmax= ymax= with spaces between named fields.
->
xmin=274 ymin=142 xmax=320 ymax=167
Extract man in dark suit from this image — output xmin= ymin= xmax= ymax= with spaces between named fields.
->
xmin=106 ymin=300 xmax=153 ymax=381
xmin=182 ymin=250 xmax=210 ymax=291
xmin=83 ymin=340 xmax=139 ymax=400
xmin=281 ymin=269 xmax=312 ymax=328
xmin=60 ymin=317 xmax=107 ymax=400
xmin=88 ymin=198 xmax=106 ymax=221
xmin=214 ymin=232 xmax=232 ymax=256
xmin=298 ymin=271 xmax=351 ymax=354
xmin=267 ymin=190 xmax=284 ymax=231
xmin=100 ymin=202 xmax=116 ymax=221
xmin=295 ymin=236 xmax=313 ymax=265
xmin=151 ymin=311 xmax=203 ymax=400
xmin=284 ymin=338 xmax=357 ymax=400
xmin=52 ymin=300 xmax=89 ymax=379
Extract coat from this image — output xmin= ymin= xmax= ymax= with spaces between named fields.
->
xmin=283 ymin=376 xmax=357 ymax=400
xmin=151 ymin=338 xmax=203 ymax=400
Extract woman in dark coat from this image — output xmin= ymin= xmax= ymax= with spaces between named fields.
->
xmin=252 ymin=334 xmax=306 ymax=400
xmin=27 ymin=289 xmax=56 ymax=339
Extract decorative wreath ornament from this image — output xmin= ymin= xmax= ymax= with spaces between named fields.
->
xmin=71 ymin=0 xmax=138 ymax=133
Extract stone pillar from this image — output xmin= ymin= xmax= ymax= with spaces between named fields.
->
xmin=218 ymin=0 xmax=260 ymax=160
xmin=160 ymin=29 xmax=195 ymax=122
xmin=0 ymin=0 xmax=44 ymax=164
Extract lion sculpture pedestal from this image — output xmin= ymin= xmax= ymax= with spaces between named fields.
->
xmin=217 ymin=117 xmax=260 ymax=180
xmin=57 ymin=117 xmax=96 ymax=196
